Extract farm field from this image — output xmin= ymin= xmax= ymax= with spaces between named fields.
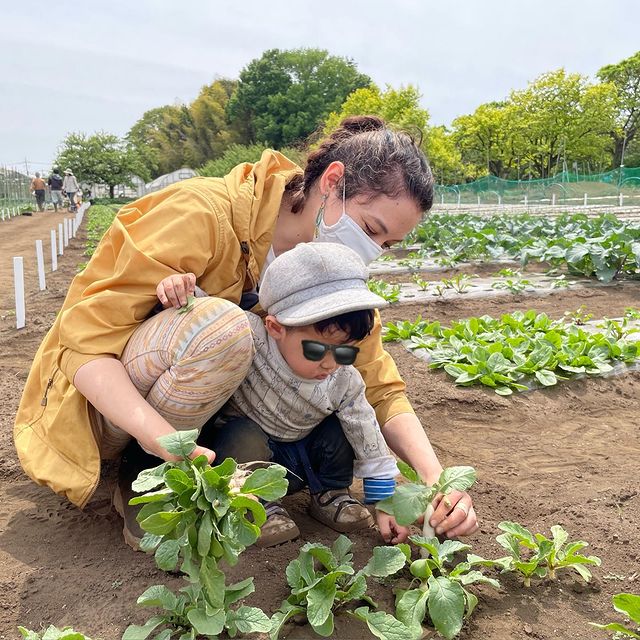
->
xmin=0 ymin=209 xmax=639 ymax=640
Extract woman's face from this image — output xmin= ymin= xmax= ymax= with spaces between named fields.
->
xmin=323 ymin=189 xmax=423 ymax=250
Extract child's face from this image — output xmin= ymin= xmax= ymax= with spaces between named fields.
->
xmin=265 ymin=318 xmax=356 ymax=381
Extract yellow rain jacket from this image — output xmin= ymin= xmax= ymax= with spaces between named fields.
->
xmin=14 ymin=150 xmax=413 ymax=508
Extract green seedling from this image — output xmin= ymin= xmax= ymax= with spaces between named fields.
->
xmin=412 ymin=274 xmax=430 ymax=291
xmin=491 ymin=278 xmax=533 ymax=294
xmin=624 ymin=307 xmax=640 ymax=320
xmin=177 ymin=295 xmax=196 ymax=314
xmin=493 ymin=267 xmax=520 ymax=278
xmin=441 ymin=273 xmax=474 ymax=294
xmin=382 ymin=317 xmax=438 ymax=343
xmin=367 ymin=279 xmax=402 ymax=303
xmin=431 ymin=284 xmax=447 ymax=298
xmin=270 ymin=535 xmax=413 ymax=640
xmin=591 ymin=592 xmax=640 ymax=638
xmin=376 ymin=462 xmax=476 ymax=527
xmin=19 ymin=627 xmax=92 ymax=640
xmin=398 ymin=257 xmax=424 ymax=271
xmin=470 ymin=522 xmax=601 ymax=588
xmin=123 ymin=429 xmax=287 ymax=639
xmin=550 ymin=275 xmax=570 ymax=289
xmin=394 ymin=536 xmax=500 ymax=640
xmin=563 ymin=305 xmax=593 ymax=325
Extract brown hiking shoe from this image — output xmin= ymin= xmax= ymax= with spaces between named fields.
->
xmin=256 ymin=502 xmax=300 ymax=548
xmin=113 ymin=442 xmax=162 ymax=551
xmin=309 ymin=489 xmax=374 ymax=533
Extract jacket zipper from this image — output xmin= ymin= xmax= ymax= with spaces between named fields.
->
xmin=41 ymin=377 xmax=54 ymax=406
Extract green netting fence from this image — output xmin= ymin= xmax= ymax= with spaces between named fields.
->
xmin=0 ymin=166 xmax=34 ymax=214
xmin=435 ymin=166 xmax=640 ymax=206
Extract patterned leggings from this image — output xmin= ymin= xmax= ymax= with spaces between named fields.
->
xmin=93 ymin=297 xmax=254 ymax=459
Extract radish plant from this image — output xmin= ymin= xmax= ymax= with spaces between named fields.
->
xmin=591 ymin=592 xmax=640 ymax=638
xmin=469 ymin=522 xmax=601 ymax=587
xmin=394 ymin=536 xmax=501 ymax=640
xmin=367 ymin=279 xmax=401 ymax=303
xmin=376 ymin=462 xmax=477 ymax=527
xmin=123 ymin=429 xmax=287 ymax=639
xmin=270 ymin=535 xmax=414 ymax=640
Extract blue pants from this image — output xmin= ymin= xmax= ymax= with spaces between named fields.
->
xmin=199 ymin=413 xmax=355 ymax=494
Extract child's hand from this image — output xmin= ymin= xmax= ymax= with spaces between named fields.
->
xmin=157 ymin=273 xmax=197 ymax=309
xmin=375 ymin=510 xmax=410 ymax=544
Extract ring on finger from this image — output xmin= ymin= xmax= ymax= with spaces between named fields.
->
xmin=455 ymin=502 xmax=469 ymax=516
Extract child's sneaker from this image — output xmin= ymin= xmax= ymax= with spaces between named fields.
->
xmin=256 ymin=502 xmax=300 ymax=547
xmin=309 ymin=489 xmax=374 ymax=533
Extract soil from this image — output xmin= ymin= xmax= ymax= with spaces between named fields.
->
xmin=1 ymin=210 xmax=639 ymax=640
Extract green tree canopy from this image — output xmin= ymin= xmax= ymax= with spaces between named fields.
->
xmin=597 ymin=50 xmax=640 ymax=167
xmin=55 ymin=131 xmax=141 ymax=198
xmin=227 ymin=48 xmax=371 ymax=147
xmin=323 ymin=84 xmax=429 ymax=135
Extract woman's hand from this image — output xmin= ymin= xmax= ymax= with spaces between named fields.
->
xmin=428 ymin=490 xmax=478 ymax=538
xmin=156 ymin=272 xmax=196 ymax=309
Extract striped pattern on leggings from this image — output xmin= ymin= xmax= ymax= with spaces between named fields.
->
xmin=94 ymin=297 xmax=254 ymax=458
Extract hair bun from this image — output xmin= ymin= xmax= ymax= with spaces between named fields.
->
xmin=339 ymin=115 xmax=385 ymax=135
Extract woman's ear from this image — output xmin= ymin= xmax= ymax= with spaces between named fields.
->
xmin=265 ymin=315 xmax=287 ymax=341
xmin=319 ymin=160 xmax=345 ymax=195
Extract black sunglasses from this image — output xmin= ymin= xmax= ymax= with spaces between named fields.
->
xmin=301 ymin=340 xmax=360 ymax=365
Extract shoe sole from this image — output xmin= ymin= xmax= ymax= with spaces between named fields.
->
xmin=113 ymin=485 xmax=143 ymax=552
xmin=256 ymin=522 xmax=301 ymax=548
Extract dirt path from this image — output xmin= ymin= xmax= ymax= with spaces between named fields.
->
xmin=0 ymin=210 xmax=639 ymax=639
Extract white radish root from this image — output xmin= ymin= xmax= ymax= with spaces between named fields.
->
xmin=420 ymin=503 xmax=436 ymax=558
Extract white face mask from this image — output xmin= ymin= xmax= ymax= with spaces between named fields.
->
xmin=314 ymin=180 xmax=384 ymax=265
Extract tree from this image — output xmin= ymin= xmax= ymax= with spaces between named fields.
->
xmin=227 ymin=48 xmax=371 ymax=147
xmin=597 ymin=51 xmax=640 ymax=167
xmin=508 ymin=70 xmax=617 ymax=178
xmin=323 ymin=84 xmax=429 ymax=135
xmin=423 ymin=125 xmax=464 ymax=184
xmin=452 ymin=102 xmax=514 ymax=179
xmin=55 ymin=132 xmax=141 ymax=198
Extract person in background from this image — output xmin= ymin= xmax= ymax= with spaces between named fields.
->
xmin=30 ymin=172 xmax=46 ymax=212
xmin=48 ymin=168 xmax=64 ymax=212
xmin=62 ymin=168 xmax=79 ymax=212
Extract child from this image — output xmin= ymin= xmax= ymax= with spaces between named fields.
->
xmin=156 ymin=243 xmax=406 ymax=547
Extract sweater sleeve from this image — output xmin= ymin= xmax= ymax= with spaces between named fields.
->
xmin=354 ymin=310 xmax=415 ymax=427
xmin=58 ymin=183 xmax=224 ymax=384
xmin=335 ymin=369 xmax=399 ymax=482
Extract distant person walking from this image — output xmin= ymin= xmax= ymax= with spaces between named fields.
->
xmin=48 ymin=168 xmax=64 ymax=212
xmin=30 ymin=172 xmax=46 ymax=212
xmin=62 ymin=168 xmax=79 ymax=212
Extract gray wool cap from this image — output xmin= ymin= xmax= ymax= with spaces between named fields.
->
xmin=259 ymin=242 xmax=388 ymax=326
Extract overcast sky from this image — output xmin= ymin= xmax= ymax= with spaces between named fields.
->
xmin=1 ymin=0 xmax=638 ymax=172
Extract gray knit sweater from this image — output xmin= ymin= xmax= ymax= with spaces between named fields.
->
xmin=225 ymin=312 xmax=399 ymax=480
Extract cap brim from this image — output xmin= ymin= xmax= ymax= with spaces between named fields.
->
xmin=274 ymin=288 xmax=388 ymax=326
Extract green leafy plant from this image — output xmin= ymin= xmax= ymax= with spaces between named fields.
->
xmin=441 ymin=273 xmax=474 ymax=294
xmin=394 ymin=536 xmax=500 ymax=640
xmin=491 ymin=277 xmax=533 ymax=294
xmin=376 ymin=462 xmax=477 ymax=527
xmin=19 ymin=627 xmax=92 ymax=640
xmin=550 ymin=275 xmax=571 ymax=289
xmin=432 ymin=284 xmax=447 ymax=298
xmin=270 ymin=535 xmax=413 ymax=640
xmin=385 ymin=310 xmax=640 ymax=395
xmin=492 ymin=267 xmax=520 ymax=278
xmin=123 ymin=429 xmax=287 ymax=639
xmin=564 ymin=305 xmax=593 ymax=325
xmin=398 ymin=257 xmax=424 ymax=271
xmin=470 ymin=522 xmax=601 ymax=587
xmin=382 ymin=317 xmax=438 ymax=343
xmin=412 ymin=274 xmax=430 ymax=291
xmin=367 ymin=279 xmax=402 ymax=303
xmin=591 ymin=592 xmax=640 ymax=638
xmin=624 ymin=307 xmax=640 ymax=320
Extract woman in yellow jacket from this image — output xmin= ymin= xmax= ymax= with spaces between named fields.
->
xmin=14 ymin=116 xmax=478 ymax=545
